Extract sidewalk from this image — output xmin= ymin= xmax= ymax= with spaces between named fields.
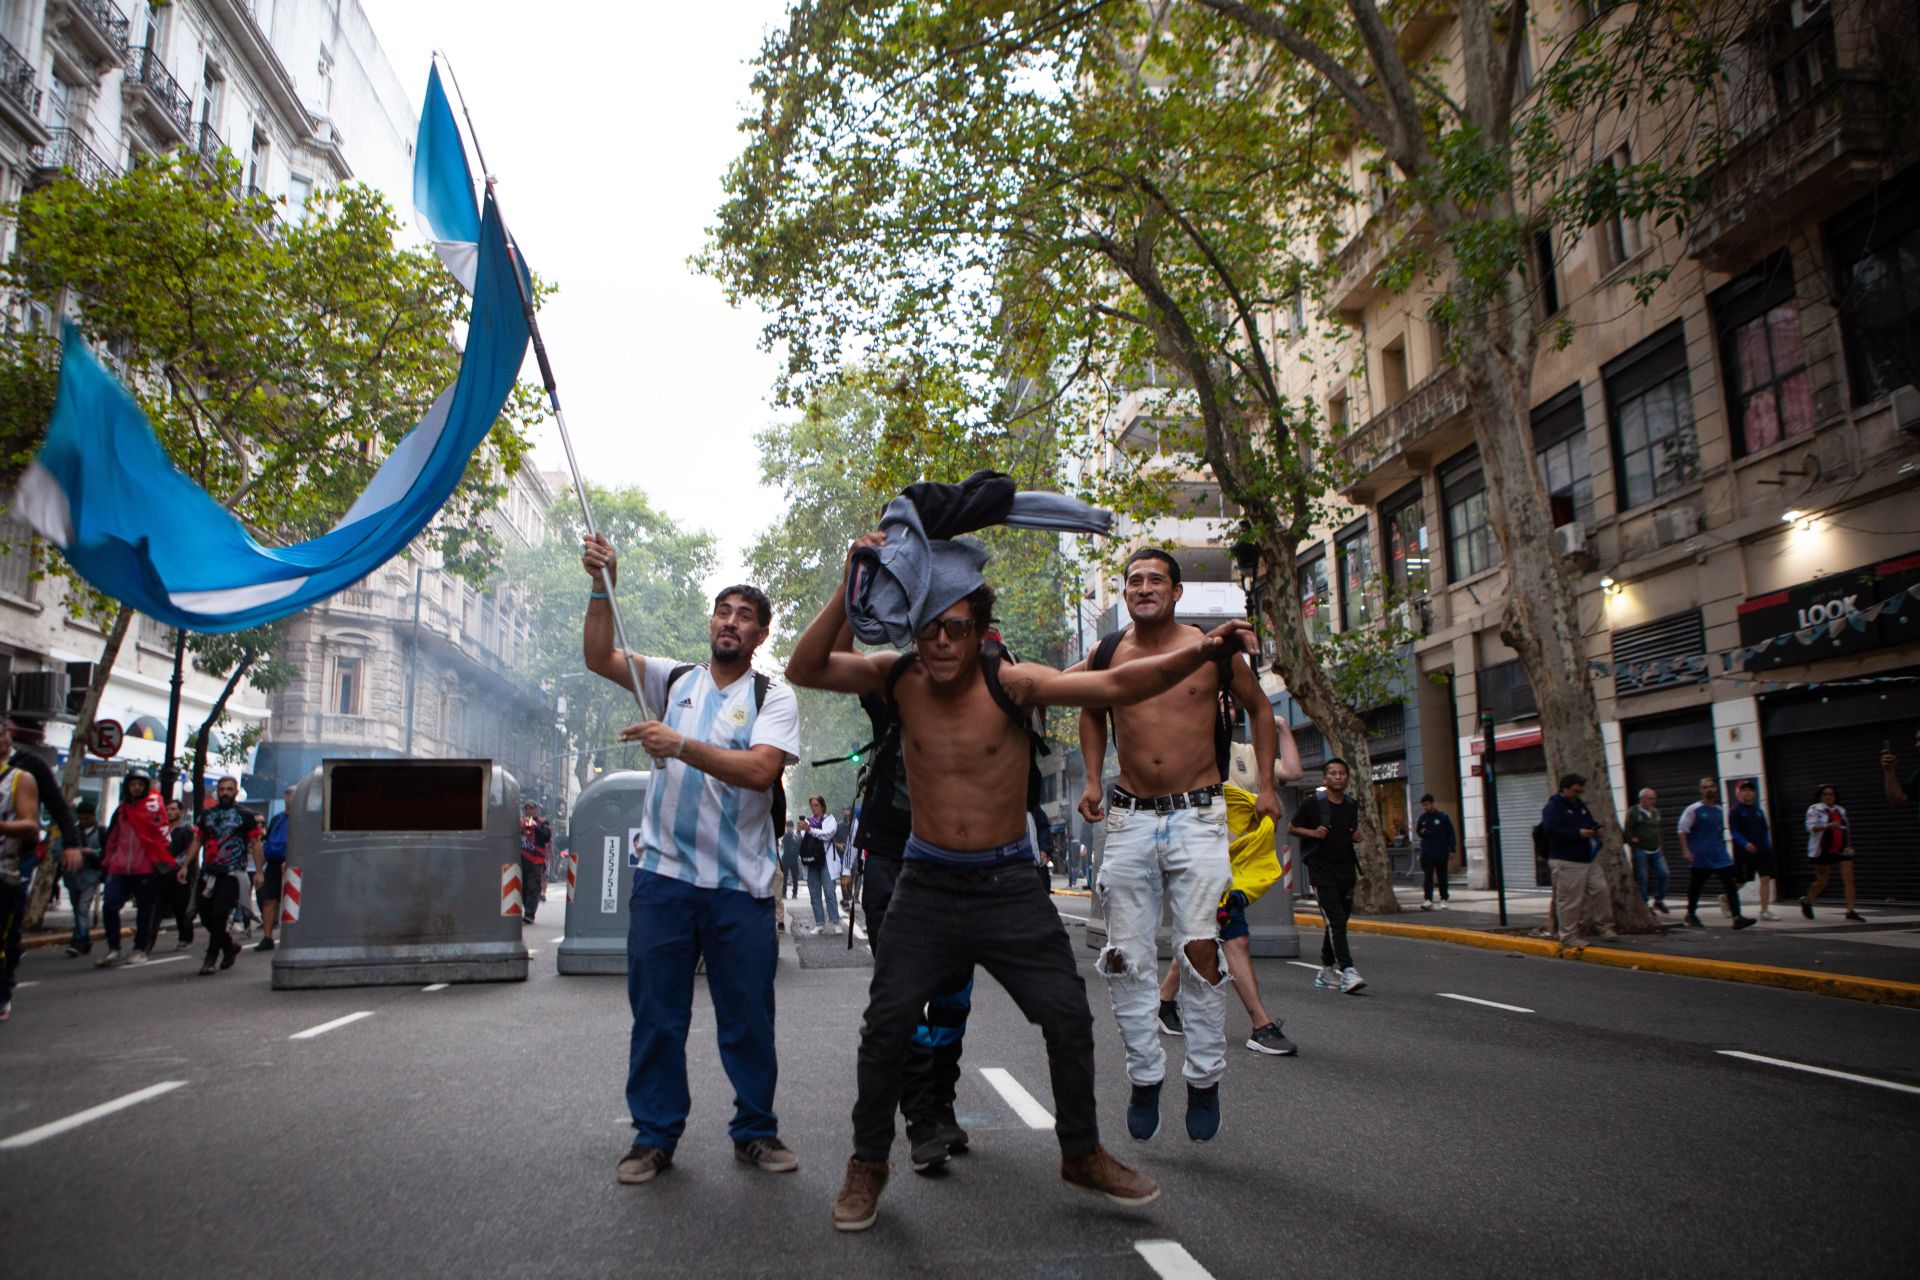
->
xmin=1298 ymin=883 xmax=1920 ymax=1006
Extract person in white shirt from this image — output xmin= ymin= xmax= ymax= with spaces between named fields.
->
xmin=802 ymin=796 xmax=841 ymax=932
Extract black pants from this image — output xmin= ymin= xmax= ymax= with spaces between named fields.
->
xmin=521 ymin=857 xmax=544 ymax=920
xmin=198 ymin=873 xmax=240 ymax=960
xmin=853 ymin=860 xmax=1097 ymax=1162
xmin=159 ymin=872 xmax=195 ymax=944
xmin=1311 ymin=865 xmax=1356 ymax=969
xmin=1 ymin=877 xmax=25 ymax=1000
xmin=103 ymin=873 xmax=163 ymax=953
xmin=1422 ymin=858 xmax=1450 ymax=902
xmin=781 ymin=855 xmax=802 ymax=897
xmin=862 ymin=856 xmax=971 ymax=1133
xmin=1686 ymin=865 xmax=1743 ymax=917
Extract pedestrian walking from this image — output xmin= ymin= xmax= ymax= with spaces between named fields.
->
xmin=1676 ymin=778 xmax=1754 ymax=930
xmin=1540 ymin=773 xmax=1615 ymax=945
xmin=801 ymin=796 xmax=841 ymax=932
xmin=835 ymin=805 xmax=855 ymax=914
xmin=789 ymin=528 xmax=1236 ymax=1230
xmin=518 ymin=801 xmax=551 ymax=925
xmin=254 ymin=787 xmax=292 ymax=951
xmin=582 ymin=534 xmax=801 ymax=1187
xmin=1624 ymin=788 xmax=1671 ymax=914
xmin=1801 ymin=783 xmax=1864 ymax=921
xmin=780 ymin=820 xmax=803 ymax=901
xmin=61 ymin=799 xmax=106 ymax=956
xmin=96 ymin=769 xmax=172 ymax=968
xmin=1075 ymin=546 xmax=1279 ymax=1144
xmin=1727 ymin=779 xmax=1777 ymax=921
xmin=0 ymin=743 xmax=42 ymax=1022
xmin=186 ymin=777 xmax=262 ymax=974
xmin=1415 ymin=793 xmax=1455 ymax=909
xmin=1291 ymin=758 xmax=1368 ymax=991
xmin=158 ymin=797 xmax=196 ymax=948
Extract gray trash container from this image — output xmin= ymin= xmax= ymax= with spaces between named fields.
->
xmin=272 ymin=758 xmax=530 ymax=989
xmin=557 ymin=770 xmax=650 ymax=975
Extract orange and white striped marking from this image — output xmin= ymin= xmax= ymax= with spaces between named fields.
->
xmin=501 ymin=863 xmax=523 ymax=917
xmin=565 ymin=852 xmax=577 ymax=904
xmin=281 ymin=866 xmax=302 ymax=925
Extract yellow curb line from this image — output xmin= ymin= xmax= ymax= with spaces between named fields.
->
xmin=1051 ymin=889 xmax=1092 ymax=899
xmin=1292 ymin=912 xmax=1920 ymax=1009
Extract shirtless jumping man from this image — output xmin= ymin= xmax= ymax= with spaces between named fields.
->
xmin=787 ymin=532 xmax=1255 ymax=1232
xmin=1077 ymin=548 xmax=1280 ymax=1143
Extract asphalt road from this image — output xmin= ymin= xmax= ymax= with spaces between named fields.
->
xmin=3 ymin=898 xmax=1916 ymax=1279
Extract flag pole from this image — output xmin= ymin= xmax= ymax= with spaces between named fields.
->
xmin=433 ymin=50 xmax=654 ymax=728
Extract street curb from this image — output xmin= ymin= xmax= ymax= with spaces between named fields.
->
xmin=1292 ymin=912 xmax=1920 ymax=1009
xmin=1050 ymin=889 xmax=1091 ymax=899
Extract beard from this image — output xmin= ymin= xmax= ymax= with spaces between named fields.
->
xmin=710 ymin=637 xmax=741 ymax=663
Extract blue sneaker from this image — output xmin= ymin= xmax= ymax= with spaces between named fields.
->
xmin=1185 ymin=1083 xmax=1220 ymax=1142
xmin=1126 ymin=1081 xmax=1161 ymax=1141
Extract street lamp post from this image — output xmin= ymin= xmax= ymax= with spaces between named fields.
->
xmin=403 ymin=562 xmax=439 ymax=755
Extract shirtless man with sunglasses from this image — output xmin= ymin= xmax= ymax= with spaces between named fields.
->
xmin=786 ymin=532 xmax=1255 ymax=1232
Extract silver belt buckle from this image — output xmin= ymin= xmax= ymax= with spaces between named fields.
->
xmin=1153 ymin=794 xmax=1176 ymax=814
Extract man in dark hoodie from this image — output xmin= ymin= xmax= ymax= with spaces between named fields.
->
xmin=1727 ymin=779 xmax=1777 ymax=922
xmin=1540 ymin=773 xmax=1614 ymax=945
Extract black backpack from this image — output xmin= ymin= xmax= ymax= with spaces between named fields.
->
xmin=1089 ymin=626 xmax=1240 ymax=782
xmin=665 ymin=664 xmax=786 ymax=839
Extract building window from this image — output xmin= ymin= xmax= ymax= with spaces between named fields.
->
xmin=1605 ymin=323 xmax=1697 ymax=510
xmin=1602 ymin=147 xmax=1645 ymax=270
xmin=0 ymin=520 xmax=36 ymax=601
xmin=1712 ymin=251 xmax=1813 ymax=455
xmin=1297 ymin=546 xmax=1330 ymax=644
xmin=1337 ymin=521 xmax=1375 ymax=631
xmin=1441 ymin=448 xmax=1500 ymax=580
xmin=1532 ymin=229 xmax=1560 ymax=316
xmin=1327 ymin=388 xmax=1348 ymax=434
xmin=1828 ymin=169 xmax=1920 ymax=405
xmin=1378 ymin=335 xmax=1409 ymax=405
xmin=1531 ymin=385 xmax=1594 ymax=527
xmin=1381 ymin=484 xmax=1429 ymax=596
xmin=1477 ymin=659 xmax=1537 ymax=723
xmin=332 ymin=656 xmax=362 ymax=716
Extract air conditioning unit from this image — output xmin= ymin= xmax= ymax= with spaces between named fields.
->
xmin=1891 ymin=384 xmax=1920 ymax=433
xmin=1552 ymin=523 xmax=1587 ymax=557
xmin=1653 ymin=506 xmax=1701 ymax=546
xmin=11 ymin=670 xmax=70 ymax=718
xmin=1388 ymin=599 xmax=1429 ymax=637
xmin=64 ymin=661 xmax=94 ymax=715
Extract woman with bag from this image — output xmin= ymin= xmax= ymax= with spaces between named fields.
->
xmin=1801 ymin=783 xmax=1865 ymax=921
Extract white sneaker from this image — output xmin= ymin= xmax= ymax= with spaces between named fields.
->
xmin=1420 ymin=902 xmax=1433 ymax=911
xmin=1434 ymin=900 xmax=1448 ymax=910
xmin=1313 ymin=965 xmax=1338 ymax=989
xmin=1760 ymin=910 xmax=1780 ymax=921
xmin=94 ymin=949 xmax=123 ymax=968
xmin=126 ymin=950 xmax=149 ymax=966
xmin=1340 ymin=967 xmax=1367 ymax=994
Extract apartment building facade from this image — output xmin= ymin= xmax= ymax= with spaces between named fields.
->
xmin=1293 ymin=0 xmax=1920 ymax=900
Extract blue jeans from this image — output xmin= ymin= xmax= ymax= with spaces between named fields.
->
xmin=806 ymin=863 xmax=839 ymax=926
xmin=64 ymin=873 xmax=102 ymax=948
xmin=625 ymin=870 xmax=778 ymax=1151
xmin=1633 ymin=849 xmax=1671 ymax=905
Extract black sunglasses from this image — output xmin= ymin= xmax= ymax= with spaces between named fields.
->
xmin=915 ymin=617 xmax=978 ymax=642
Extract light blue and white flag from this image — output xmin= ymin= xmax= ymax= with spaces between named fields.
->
xmin=9 ymin=66 xmax=532 ymax=633
xmin=414 ymin=63 xmax=481 ymax=291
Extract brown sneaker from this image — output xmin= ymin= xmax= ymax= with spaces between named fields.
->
xmin=832 ymin=1156 xmax=889 ymax=1232
xmin=616 ymin=1144 xmax=672 ymax=1184
xmin=1061 ymin=1146 xmax=1160 ymax=1206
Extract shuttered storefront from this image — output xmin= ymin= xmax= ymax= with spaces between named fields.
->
xmin=1762 ymin=679 xmax=1920 ymax=903
xmin=1622 ymin=709 xmax=1718 ymax=871
xmin=1487 ymin=744 xmax=1550 ymax=889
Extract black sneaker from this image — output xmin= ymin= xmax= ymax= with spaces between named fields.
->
xmin=1683 ymin=913 xmax=1704 ymax=928
xmin=1800 ymin=898 xmax=1814 ymax=919
xmin=734 ymin=1136 xmax=799 ymax=1173
xmin=1845 ymin=910 xmax=1866 ymax=922
xmin=1246 ymin=1022 xmax=1298 ymax=1056
xmin=1733 ymin=916 xmax=1756 ymax=930
xmin=616 ymin=1144 xmax=672 ymax=1184
xmin=908 ymin=1125 xmax=951 ymax=1174
xmin=935 ymin=1112 xmax=968 ymax=1154
xmin=1127 ymin=1081 xmax=1162 ymax=1141
xmin=1185 ymin=1083 xmax=1220 ymax=1142
xmin=254 ymin=937 xmax=275 ymax=952
xmin=1157 ymin=1000 xmax=1184 ymax=1037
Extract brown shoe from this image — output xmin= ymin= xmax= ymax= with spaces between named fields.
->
xmin=1061 ymin=1146 xmax=1160 ymax=1206
xmin=832 ymin=1156 xmax=889 ymax=1232
xmin=219 ymin=939 xmax=242 ymax=970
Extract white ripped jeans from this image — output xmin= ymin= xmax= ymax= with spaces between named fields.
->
xmin=1097 ymin=802 xmax=1232 ymax=1088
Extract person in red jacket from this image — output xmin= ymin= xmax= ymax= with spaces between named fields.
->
xmin=94 ymin=769 xmax=172 ymax=968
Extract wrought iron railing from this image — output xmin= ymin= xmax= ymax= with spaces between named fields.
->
xmin=71 ymin=0 xmax=132 ymax=53
xmin=32 ymin=128 xmax=119 ymax=189
xmin=195 ymin=119 xmax=226 ymax=162
xmin=0 ymin=35 xmax=40 ymax=118
xmin=1335 ymin=366 xmax=1470 ymax=475
xmin=125 ymin=45 xmax=192 ymax=137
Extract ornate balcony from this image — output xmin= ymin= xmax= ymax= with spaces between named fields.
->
xmin=30 ymin=128 xmax=119 ymax=190
xmin=1326 ymin=203 xmax=1431 ymax=321
xmin=194 ymin=119 xmax=226 ymax=164
xmin=123 ymin=45 xmax=192 ymax=143
xmin=1334 ymin=366 xmax=1471 ymax=499
xmin=51 ymin=0 xmax=131 ymax=68
xmin=0 ymin=35 xmax=48 ymax=145
xmin=1692 ymin=71 xmax=1891 ymax=271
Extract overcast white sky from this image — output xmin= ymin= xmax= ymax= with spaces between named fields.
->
xmin=358 ymin=0 xmax=796 ymax=589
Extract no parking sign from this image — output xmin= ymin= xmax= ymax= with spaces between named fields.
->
xmin=86 ymin=719 xmax=124 ymax=758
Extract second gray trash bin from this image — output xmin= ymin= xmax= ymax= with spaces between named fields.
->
xmin=557 ymin=770 xmax=650 ymax=975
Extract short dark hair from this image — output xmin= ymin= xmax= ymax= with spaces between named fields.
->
xmin=1560 ymin=772 xmax=1586 ymax=790
xmin=1125 ymin=547 xmax=1182 ymax=587
xmin=965 ymin=583 xmax=996 ymax=631
xmin=1735 ymin=779 xmax=1757 ymax=793
xmin=1324 ymin=756 xmax=1350 ymax=772
xmin=1420 ymin=793 xmax=1435 ymax=803
xmin=1814 ymin=782 xmax=1838 ymax=802
xmin=714 ymin=584 xmax=772 ymax=627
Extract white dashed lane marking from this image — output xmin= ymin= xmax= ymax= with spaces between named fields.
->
xmin=289 ymin=1011 xmax=374 ymax=1040
xmin=977 ymin=1067 xmax=1055 ymax=1130
xmin=1135 ymin=1239 xmax=1217 ymax=1279
xmin=0 ymin=1081 xmax=187 ymax=1150
xmin=1717 ymin=1051 xmax=1920 ymax=1096
xmin=1437 ymin=993 xmax=1534 ymax=1014
xmin=422 ymin=983 xmax=449 ymax=992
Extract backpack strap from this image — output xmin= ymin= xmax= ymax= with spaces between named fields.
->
xmin=979 ymin=643 xmax=1049 ymax=756
xmin=1089 ymin=627 xmax=1127 ymax=672
xmin=752 ymin=670 xmax=770 ymax=710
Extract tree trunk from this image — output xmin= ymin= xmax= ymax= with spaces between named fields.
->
xmin=27 ymin=607 xmax=134 ymax=927
xmin=1264 ymin=538 xmax=1401 ymax=914
xmin=1456 ymin=300 xmax=1656 ymax=933
xmin=189 ymin=649 xmax=256 ymax=812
